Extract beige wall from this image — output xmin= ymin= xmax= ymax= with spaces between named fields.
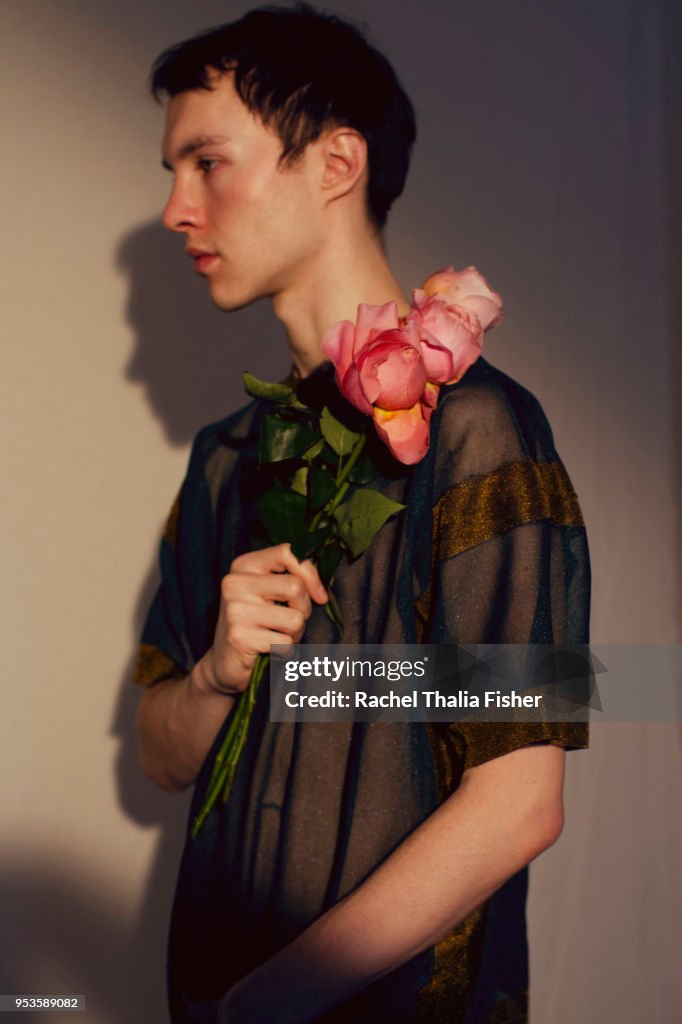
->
xmin=2 ymin=1 xmax=680 ymax=1021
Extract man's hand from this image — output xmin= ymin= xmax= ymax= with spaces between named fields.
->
xmin=137 ymin=543 xmax=327 ymax=791
xmin=196 ymin=543 xmax=329 ymax=696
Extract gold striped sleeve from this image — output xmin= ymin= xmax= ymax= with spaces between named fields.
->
xmin=132 ymin=642 xmax=186 ymax=688
xmin=415 ymin=459 xmax=584 ymax=632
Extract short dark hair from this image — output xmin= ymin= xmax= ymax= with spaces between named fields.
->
xmin=149 ymin=2 xmax=416 ymax=233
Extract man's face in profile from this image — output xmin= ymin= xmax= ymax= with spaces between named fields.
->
xmin=161 ymin=70 xmax=324 ymax=311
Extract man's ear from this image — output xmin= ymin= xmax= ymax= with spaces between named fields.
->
xmin=319 ymin=126 xmax=368 ymax=204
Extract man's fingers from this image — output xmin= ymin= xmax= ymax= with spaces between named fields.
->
xmin=297 ymin=557 xmax=329 ymax=604
xmin=230 ymin=600 xmax=306 ymax=637
xmin=229 ymin=544 xmax=328 ymax=604
xmin=240 ymin=628 xmax=300 ymax=656
xmin=222 ymin=571 xmax=312 ymax=617
xmin=231 ymin=543 xmax=302 ymax=575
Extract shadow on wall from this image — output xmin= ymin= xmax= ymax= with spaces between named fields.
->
xmin=104 ymin=220 xmax=293 ymax=1018
xmin=116 ymin=220 xmax=290 ymax=446
xmin=0 ymin=856 xmax=168 ymax=1023
xmin=111 ymin=627 xmax=191 ymax=1023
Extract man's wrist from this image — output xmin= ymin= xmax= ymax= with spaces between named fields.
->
xmin=191 ymin=651 xmax=232 ymax=698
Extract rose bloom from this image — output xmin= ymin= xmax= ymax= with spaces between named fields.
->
xmin=322 ymin=302 xmax=439 ymax=464
xmin=420 ymin=264 xmax=504 ymax=331
xmin=407 ymin=266 xmax=503 ymax=386
xmin=323 ymin=268 xmax=504 ymax=462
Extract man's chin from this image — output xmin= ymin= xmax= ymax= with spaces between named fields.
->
xmin=207 ymin=280 xmax=263 ymax=313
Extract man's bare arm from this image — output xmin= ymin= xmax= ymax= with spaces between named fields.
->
xmin=136 ymin=544 xmax=328 ymax=792
xmin=220 ymin=743 xmax=566 ymax=1024
xmin=136 ymin=656 xmax=236 ymax=793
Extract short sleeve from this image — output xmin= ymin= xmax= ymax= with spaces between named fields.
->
xmin=416 ymin=362 xmax=591 ymax=777
xmin=131 ymin=428 xmax=216 ymax=688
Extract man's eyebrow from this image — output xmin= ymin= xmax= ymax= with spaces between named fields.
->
xmin=161 ymin=135 xmax=231 ymax=171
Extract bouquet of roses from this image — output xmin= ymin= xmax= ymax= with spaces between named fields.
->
xmin=191 ymin=265 xmax=504 ymax=838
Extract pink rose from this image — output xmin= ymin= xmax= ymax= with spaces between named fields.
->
xmin=322 ymin=304 xmax=439 ymax=464
xmin=321 ymin=264 xmax=504 ymax=463
xmin=420 ymin=264 xmax=504 ymax=330
xmin=323 ymin=300 xmax=400 ymax=386
xmin=407 ymin=264 xmax=504 ymax=385
xmin=407 ymin=294 xmax=483 ymax=386
xmin=372 ymin=381 xmax=439 ymax=465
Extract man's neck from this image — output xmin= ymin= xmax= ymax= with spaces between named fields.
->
xmin=271 ymin=230 xmax=411 ymax=379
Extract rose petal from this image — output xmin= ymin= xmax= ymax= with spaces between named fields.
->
xmin=413 ymin=298 xmax=483 ymax=383
xmin=355 ymin=301 xmax=400 ymax=354
xmin=416 ymin=331 xmax=454 ymax=384
xmin=322 ymin=319 xmax=356 ymax=381
xmin=371 ymin=347 xmax=426 ymax=409
xmin=463 ymin=295 xmax=504 ymax=331
xmin=410 ymin=287 xmax=428 ymax=311
xmin=372 ymin=402 xmax=431 ymax=464
xmin=421 ymin=381 xmax=440 ymax=409
xmin=421 ymin=265 xmax=504 ymax=330
xmin=340 ymin=363 xmax=374 ymax=415
xmin=356 ymin=327 xmax=427 ymax=409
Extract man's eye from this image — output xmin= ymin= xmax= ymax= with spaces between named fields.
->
xmin=197 ymin=158 xmax=219 ymax=173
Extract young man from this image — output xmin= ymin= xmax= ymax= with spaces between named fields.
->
xmin=133 ymin=5 xmax=590 ymax=1022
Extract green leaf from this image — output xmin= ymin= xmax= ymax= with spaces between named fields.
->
xmin=348 ymin=455 xmax=378 ymax=485
xmin=290 ymin=466 xmax=308 ymax=496
xmin=320 ymin=406 xmax=361 ymax=457
xmin=292 ymin=525 xmax=333 ymax=561
xmin=333 ymin=488 xmax=406 ymax=559
xmin=302 ymin=438 xmax=325 ymax=463
xmin=243 ymin=372 xmax=296 ymax=403
xmin=259 ymin=490 xmax=308 ymax=547
xmin=316 ymin=543 xmax=344 ymax=583
xmin=320 ymin=443 xmax=341 ymax=469
xmin=259 ymin=415 xmax=319 ymax=463
xmin=243 ymin=371 xmax=312 ymax=413
xmin=308 ymin=465 xmax=336 ymax=512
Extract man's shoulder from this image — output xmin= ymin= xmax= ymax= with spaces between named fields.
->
xmin=433 ymin=356 xmax=558 ymax=467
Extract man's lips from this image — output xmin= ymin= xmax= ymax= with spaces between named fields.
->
xmin=186 ymin=247 xmax=218 ymax=271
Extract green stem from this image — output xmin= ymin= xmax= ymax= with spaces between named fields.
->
xmin=220 ymin=654 xmax=265 ymax=802
xmin=190 ymin=653 xmax=269 ymax=839
xmin=206 ymin=686 xmax=246 ymax=790
xmin=310 ymin=433 xmax=366 ymax=532
xmin=334 ymin=433 xmax=366 ymax=494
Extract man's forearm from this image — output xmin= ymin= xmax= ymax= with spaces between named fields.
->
xmin=136 ymin=652 xmax=234 ymax=792
xmin=222 ymin=744 xmax=565 ymax=1024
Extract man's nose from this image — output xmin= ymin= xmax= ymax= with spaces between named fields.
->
xmin=161 ymin=180 xmax=203 ymax=233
